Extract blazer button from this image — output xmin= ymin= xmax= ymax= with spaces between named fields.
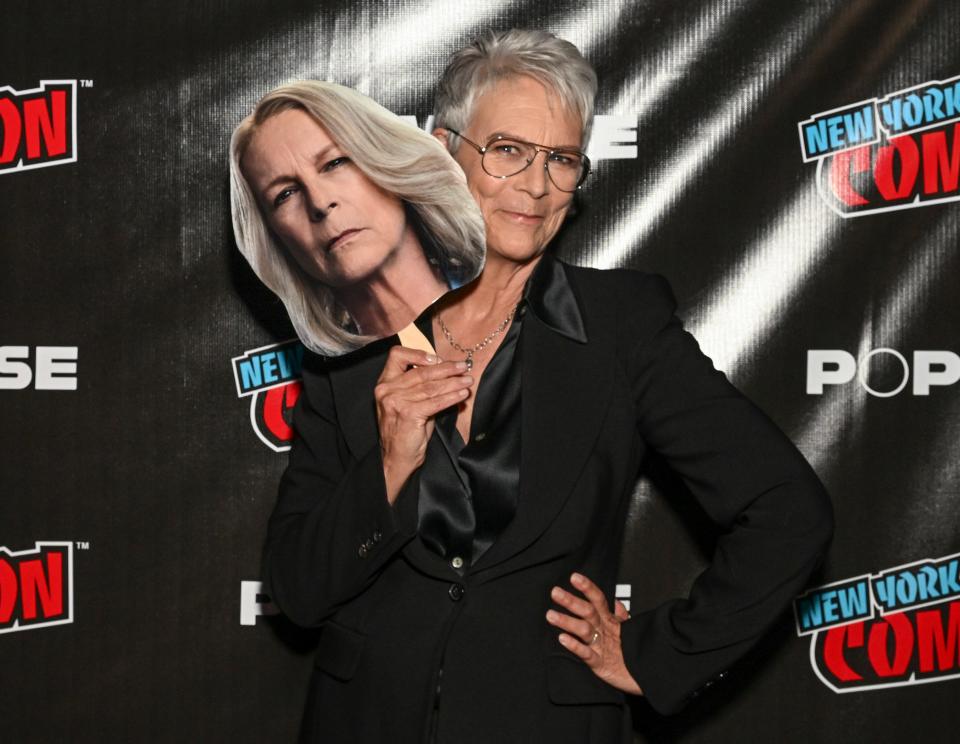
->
xmin=451 ymin=556 xmax=464 ymax=569
xmin=448 ymin=583 xmax=465 ymax=602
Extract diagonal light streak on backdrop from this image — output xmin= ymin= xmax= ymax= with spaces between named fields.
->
xmin=794 ymin=212 xmax=959 ymax=474
xmin=548 ymin=0 xmax=634 ymax=59
xmin=784 ymin=0 xmax=951 ymax=472
xmin=355 ymin=0 xmax=638 ymax=95
xmin=688 ymin=0 xmax=934 ymax=381
xmin=608 ymin=0 xmax=750 ymax=118
xmin=332 ymin=0 xmax=515 ymax=96
xmin=368 ymin=0 xmax=512 ymax=67
xmin=339 ymin=1 xmax=637 ymax=105
xmin=602 ymin=0 xmax=929 ymax=383
xmin=590 ymin=4 xmax=826 ymax=271
xmin=687 ymin=185 xmax=834 ymax=375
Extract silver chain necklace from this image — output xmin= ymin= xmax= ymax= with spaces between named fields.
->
xmin=437 ymin=305 xmax=518 ymax=371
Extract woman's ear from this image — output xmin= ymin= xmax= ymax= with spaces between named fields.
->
xmin=432 ymin=128 xmax=450 ymax=149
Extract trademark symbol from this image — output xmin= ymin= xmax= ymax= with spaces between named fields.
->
xmin=75 ymin=541 xmax=90 ymax=550
xmin=80 ymin=80 xmax=94 ymax=88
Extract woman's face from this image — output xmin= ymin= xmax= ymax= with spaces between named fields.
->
xmin=447 ymin=75 xmax=583 ymax=265
xmin=242 ymin=108 xmax=414 ymax=288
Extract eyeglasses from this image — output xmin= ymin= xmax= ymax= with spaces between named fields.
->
xmin=447 ymin=129 xmax=591 ymax=192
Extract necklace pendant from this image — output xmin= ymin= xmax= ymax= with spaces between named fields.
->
xmin=465 ymin=351 xmax=474 ymax=371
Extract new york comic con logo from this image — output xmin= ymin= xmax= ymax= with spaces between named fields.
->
xmin=0 ymin=542 xmax=74 ymax=634
xmin=795 ymin=551 xmax=960 ymax=693
xmin=799 ymin=74 xmax=960 ymax=217
xmin=0 ymin=80 xmax=77 ymax=174
xmin=232 ymin=340 xmax=304 ymax=452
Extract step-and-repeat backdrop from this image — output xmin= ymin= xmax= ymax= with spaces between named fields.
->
xmin=3 ymin=1 xmax=958 ymax=741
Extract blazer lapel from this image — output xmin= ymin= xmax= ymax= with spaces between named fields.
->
xmin=325 ymin=261 xmax=617 ymax=581
xmin=474 ymin=276 xmax=616 ymax=576
xmin=327 ymin=338 xmax=391 ymax=460
xmin=327 ymin=336 xmax=461 ymax=580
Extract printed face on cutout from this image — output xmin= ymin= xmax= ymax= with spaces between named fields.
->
xmin=447 ymin=75 xmax=583 ymax=265
xmin=241 ymin=107 xmax=416 ymax=289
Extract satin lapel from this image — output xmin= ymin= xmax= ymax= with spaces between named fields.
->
xmin=473 ymin=289 xmax=615 ymax=575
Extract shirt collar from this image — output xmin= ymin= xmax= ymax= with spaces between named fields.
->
xmin=522 ymin=253 xmax=588 ymax=344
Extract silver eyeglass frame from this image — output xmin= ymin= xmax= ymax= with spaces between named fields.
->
xmin=447 ymin=129 xmax=591 ymax=192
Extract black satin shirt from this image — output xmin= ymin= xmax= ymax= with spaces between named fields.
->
xmin=413 ymin=256 xmax=588 ymax=573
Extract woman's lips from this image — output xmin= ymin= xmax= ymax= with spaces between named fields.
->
xmin=500 ymin=210 xmax=544 ymax=225
xmin=327 ymin=228 xmax=363 ymax=251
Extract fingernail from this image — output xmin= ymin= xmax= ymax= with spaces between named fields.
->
xmin=551 ymin=586 xmax=563 ymax=599
xmin=546 ymin=610 xmax=557 ymax=621
xmin=571 ymin=573 xmax=584 ymax=585
xmin=425 ymin=354 xmax=438 ymax=363
xmin=455 ymin=361 xmax=468 ymax=370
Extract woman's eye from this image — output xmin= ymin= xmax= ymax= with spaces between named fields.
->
xmin=273 ymin=187 xmax=296 ymax=209
xmin=323 ymin=156 xmax=350 ymax=172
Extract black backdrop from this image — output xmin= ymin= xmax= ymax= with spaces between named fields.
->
xmin=3 ymin=1 xmax=959 ymax=741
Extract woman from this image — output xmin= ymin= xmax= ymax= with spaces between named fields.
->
xmin=230 ymin=81 xmax=485 ymax=356
xmin=262 ymin=32 xmax=833 ymax=744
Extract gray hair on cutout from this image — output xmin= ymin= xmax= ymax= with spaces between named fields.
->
xmin=230 ymin=80 xmax=486 ymax=356
xmin=434 ymin=29 xmax=598 ymax=149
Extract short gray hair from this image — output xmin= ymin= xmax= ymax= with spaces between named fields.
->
xmin=230 ymin=80 xmax=486 ymax=356
xmin=435 ymin=29 xmax=598 ymax=149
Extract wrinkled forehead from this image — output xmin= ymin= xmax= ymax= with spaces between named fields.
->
xmin=240 ymin=108 xmax=337 ymax=184
xmin=465 ymin=75 xmax=583 ymax=147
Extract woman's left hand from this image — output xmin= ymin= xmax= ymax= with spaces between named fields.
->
xmin=546 ymin=573 xmax=643 ymax=695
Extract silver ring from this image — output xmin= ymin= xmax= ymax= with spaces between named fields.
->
xmin=589 ymin=629 xmax=600 ymax=645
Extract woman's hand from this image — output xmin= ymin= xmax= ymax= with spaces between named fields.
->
xmin=374 ymin=346 xmax=473 ymax=504
xmin=546 ymin=572 xmax=643 ymax=695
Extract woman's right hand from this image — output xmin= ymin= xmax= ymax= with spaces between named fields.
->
xmin=374 ymin=346 xmax=473 ymax=504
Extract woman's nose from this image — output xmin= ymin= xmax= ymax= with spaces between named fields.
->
xmin=309 ymin=201 xmax=337 ymax=221
xmin=304 ymin=180 xmax=336 ymax=221
xmin=517 ymin=150 xmax=550 ymax=197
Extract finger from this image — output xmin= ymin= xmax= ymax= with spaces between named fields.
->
xmin=378 ymin=380 xmax=471 ymax=426
xmin=551 ymin=586 xmax=598 ymax=622
xmin=557 ymin=633 xmax=599 ymax=666
xmin=546 ymin=610 xmax=597 ymax=643
xmin=376 ymin=370 xmax=470 ymax=412
xmin=403 ymin=376 xmax=474 ymax=402
xmin=406 ymin=387 xmax=470 ymax=418
xmin=570 ymin=573 xmax=611 ymax=616
xmin=379 ymin=346 xmax=441 ymax=383
xmin=380 ymin=360 xmax=470 ymax=393
xmin=614 ymin=600 xmax=630 ymax=622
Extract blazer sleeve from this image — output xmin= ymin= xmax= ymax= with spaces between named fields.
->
xmin=261 ymin=361 xmax=420 ymax=627
xmin=615 ymin=273 xmax=834 ymax=714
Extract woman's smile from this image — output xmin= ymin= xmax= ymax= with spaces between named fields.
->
xmin=498 ymin=209 xmax=545 ymax=225
xmin=446 ymin=75 xmax=580 ymax=265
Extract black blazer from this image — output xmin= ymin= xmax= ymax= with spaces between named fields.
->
xmin=263 ymin=256 xmax=833 ymax=744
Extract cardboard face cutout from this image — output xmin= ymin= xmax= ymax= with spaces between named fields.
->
xmin=231 ymin=80 xmax=485 ymax=357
